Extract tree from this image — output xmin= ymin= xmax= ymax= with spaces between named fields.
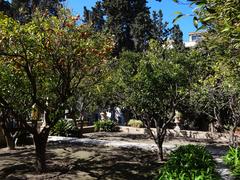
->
xmin=91 ymin=1 xmax=105 ymax=31
xmin=172 ymin=0 xmax=240 ymax=47
xmin=171 ymin=0 xmax=240 ymax=143
xmin=190 ymin=69 xmax=230 ymax=132
xmin=113 ymin=40 xmax=195 ymax=160
xmin=103 ymin=0 xmax=152 ymax=52
xmin=170 ymin=24 xmax=184 ymax=50
xmin=187 ymin=34 xmax=240 ymax=144
xmin=0 ymin=0 xmax=12 ymax=16
xmin=82 ymin=1 xmax=105 ymax=31
xmin=84 ymin=1 xmax=179 ymax=52
xmin=185 ymin=0 xmax=240 ymax=145
xmin=0 ymin=10 xmax=114 ymax=171
xmin=103 ymin=0 xmax=134 ymax=52
xmin=130 ymin=0 xmax=152 ymax=51
xmin=191 ymin=0 xmax=239 ymax=45
xmin=151 ymin=10 xmax=170 ymax=44
xmin=11 ymin=0 xmax=65 ymax=22
xmin=83 ymin=6 xmax=91 ymax=24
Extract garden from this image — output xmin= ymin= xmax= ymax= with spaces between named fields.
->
xmin=0 ymin=121 xmax=239 ymax=179
xmin=0 ymin=130 xmax=236 ymax=179
xmin=0 ymin=0 xmax=240 ymax=179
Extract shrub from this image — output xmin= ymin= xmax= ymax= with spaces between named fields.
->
xmin=127 ymin=119 xmax=143 ymax=128
xmin=51 ymin=119 xmax=79 ymax=137
xmin=94 ymin=120 xmax=118 ymax=132
xmin=157 ymin=144 xmax=219 ymax=180
xmin=223 ymin=147 xmax=240 ymax=177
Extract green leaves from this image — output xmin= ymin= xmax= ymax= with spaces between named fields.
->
xmin=50 ymin=119 xmax=76 ymax=137
xmin=158 ymin=145 xmax=218 ymax=180
xmin=0 ymin=9 xmax=114 ymax=128
xmin=223 ymin=147 xmax=240 ymax=177
xmin=189 ymin=0 xmax=240 ymax=46
xmin=94 ymin=120 xmax=118 ymax=132
xmin=193 ymin=16 xmax=198 ymax=28
xmin=188 ymin=0 xmax=207 ymax=6
xmin=172 ymin=14 xmax=184 ymax=24
xmin=174 ymin=11 xmax=182 ymax=15
xmin=113 ymin=39 xmax=194 ymax=126
xmin=202 ymin=16 xmax=214 ymax=22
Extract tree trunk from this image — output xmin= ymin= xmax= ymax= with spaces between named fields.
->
xmin=33 ymin=132 xmax=48 ymax=172
xmin=157 ymin=136 xmax=164 ymax=161
xmin=79 ymin=113 xmax=85 ymax=138
xmin=229 ymin=126 xmax=237 ymax=147
xmin=149 ymin=117 xmax=168 ymax=162
xmin=2 ymin=128 xmax=15 ymax=150
xmin=156 ymin=132 xmax=164 ymax=162
xmin=79 ymin=120 xmax=83 ymax=138
xmin=5 ymin=135 xmax=15 ymax=150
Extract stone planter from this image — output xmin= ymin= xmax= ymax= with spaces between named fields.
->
xmin=174 ymin=111 xmax=183 ymax=131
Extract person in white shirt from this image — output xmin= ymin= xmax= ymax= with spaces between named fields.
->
xmin=115 ymin=107 xmax=125 ymax=125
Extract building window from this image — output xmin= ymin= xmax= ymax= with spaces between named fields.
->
xmin=191 ymin=35 xmax=201 ymax=41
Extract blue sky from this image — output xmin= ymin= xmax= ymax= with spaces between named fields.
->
xmin=63 ymin=0 xmax=196 ymax=42
xmin=7 ymin=0 xmax=196 ymax=41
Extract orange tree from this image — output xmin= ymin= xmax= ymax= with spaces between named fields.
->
xmin=172 ymin=0 xmax=240 ymax=145
xmin=0 ymin=10 xmax=114 ymax=172
xmin=112 ymin=40 xmax=199 ymax=161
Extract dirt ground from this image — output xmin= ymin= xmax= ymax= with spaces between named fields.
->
xmin=0 ymin=133 xmax=161 ymax=180
xmin=0 ymin=132 xmax=230 ymax=180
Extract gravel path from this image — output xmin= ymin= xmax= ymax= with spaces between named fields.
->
xmin=48 ymin=135 xmax=234 ymax=180
xmin=206 ymin=145 xmax=234 ymax=180
xmin=48 ymin=136 xmax=173 ymax=152
xmin=214 ymin=157 xmax=234 ymax=180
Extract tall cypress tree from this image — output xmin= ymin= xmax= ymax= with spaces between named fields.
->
xmin=91 ymin=1 xmax=105 ymax=31
xmin=11 ymin=0 xmax=65 ymax=22
xmin=83 ymin=6 xmax=91 ymax=24
xmin=0 ymin=0 xmax=12 ymax=16
xmin=11 ymin=0 xmax=31 ymax=22
xmin=103 ymin=0 xmax=135 ymax=52
xmin=170 ymin=24 xmax=184 ymax=50
xmin=103 ymin=0 xmax=153 ymax=52
xmin=83 ymin=1 xmax=105 ymax=32
xmin=152 ymin=10 xmax=170 ymax=44
xmin=83 ymin=0 xmax=176 ymax=52
xmin=131 ymin=0 xmax=152 ymax=51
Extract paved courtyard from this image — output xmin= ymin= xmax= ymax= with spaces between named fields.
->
xmin=0 ymin=131 xmax=235 ymax=179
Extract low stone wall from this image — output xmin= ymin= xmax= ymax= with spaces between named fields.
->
xmin=120 ymin=126 xmax=237 ymax=143
xmin=119 ymin=126 xmax=148 ymax=134
xmin=166 ymin=129 xmax=230 ymax=142
xmin=82 ymin=126 xmax=95 ymax=133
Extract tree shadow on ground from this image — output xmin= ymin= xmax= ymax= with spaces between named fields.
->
xmin=0 ymin=147 xmax=35 ymax=177
xmin=205 ymin=144 xmax=229 ymax=156
xmin=0 ymin=145 xmax=69 ymax=179
xmin=68 ymin=145 xmax=161 ymax=180
xmin=0 ymin=143 xmax=161 ymax=180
